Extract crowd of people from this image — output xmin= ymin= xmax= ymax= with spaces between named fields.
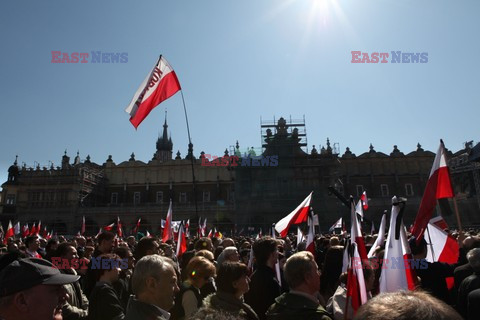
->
xmin=0 ymin=228 xmax=479 ymax=320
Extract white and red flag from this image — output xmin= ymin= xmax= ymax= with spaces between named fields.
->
xmin=275 ymin=191 xmax=313 ymax=237
xmin=30 ymin=223 xmax=36 ymax=236
xmin=425 ymin=218 xmax=458 ymax=289
xmin=81 ymin=216 xmax=86 ymax=235
xmin=379 ymin=197 xmax=417 ymax=293
xmin=411 ymin=140 xmax=454 ymax=242
xmin=95 ymin=228 xmax=102 ymax=238
xmin=125 ymin=55 xmax=181 ymax=129
xmin=3 ymin=221 xmax=14 ymax=244
xmin=429 ymin=215 xmax=449 ymax=231
xmin=329 ymin=217 xmax=343 ymax=233
xmin=207 ymin=229 xmax=213 ymax=239
xmin=176 ymin=224 xmax=187 ymax=258
xmin=36 ymin=221 xmax=41 ymax=236
xmin=146 ymin=230 xmax=152 ymax=238
xmin=297 ymin=227 xmax=305 ymax=246
xmin=14 ymin=222 xmax=21 ymax=235
xmin=185 ymin=219 xmax=190 ymax=236
xmin=360 ymin=191 xmax=368 ymax=210
xmin=133 ymin=218 xmax=141 ymax=234
xmin=117 ymin=216 xmax=123 ymax=238
xmin=162 ymin=200 xmax=173 ymax=242
xmin=345 ymin=242 xmax=368 ymax=316
xmin=22 ymin=223 xmax=29 ymax=238
xmin=306 ymin=216 xmax=316 ymax=257
xmin=103 ymin=223 xmax=115 ymax=231
xmin=367 ymin=211 xmax=387 ymax=258
xmin=352 ymin=200 xmax=368 ymax=260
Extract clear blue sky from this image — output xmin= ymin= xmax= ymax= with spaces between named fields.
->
xmin=1 ymin=0 xmax=479 ymax=187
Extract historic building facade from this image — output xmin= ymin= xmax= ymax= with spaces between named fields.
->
xmin=1 ymin=116 xmax=479 ymax=235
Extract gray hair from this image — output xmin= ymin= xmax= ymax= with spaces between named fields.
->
xmin=131 ymin=255 xmax=173 ymax=295
xmin=217 ymin=247 xmax=238 ymax=266
xmin=284 ymin=251 xmax=316 ymax=289
xmin=467 ymin=248 xmax=480 ymax=272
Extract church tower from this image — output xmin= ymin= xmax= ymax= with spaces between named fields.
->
xmin=153 ymin=111 xmax=173 ymax=162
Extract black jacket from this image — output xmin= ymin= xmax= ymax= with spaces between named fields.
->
xmin=244 ymin=265 xmax=281 ymax=320
xmin=125 ymin=297 xmax=168 ymax=320
xmin=457 ymin=273 xmax=480 ymax=318
xmin=198 ymin=291 xmax=259 ymax=320
xmin=88 ymin=282 xmax=125 ymax=320
xmin=266 ymin=292 xmax=332 ymax=320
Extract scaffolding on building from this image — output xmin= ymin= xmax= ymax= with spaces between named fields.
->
xmin=260 ymin=115 xmax=308 ymax=153
xmin=78 ymin=164 xmax=105 ymax=205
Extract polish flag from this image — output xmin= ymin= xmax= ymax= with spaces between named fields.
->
xmin=125 ymin=55 xmax=181 ymax=129
xmin=146 ymin=230 xmax=151 ymax=238
xmin=176 ymin=224 xmax=187 ymax=258
xmin=426 ymin=219 xmax=458 ymax=289
xmin=297 ymin=227 xmax=305 ymax=246
xmin=14 ymin=222 xmax=21 ymax=235
xmin=329 ymin=217 xmax=342 ymax=233
xmin=367 ymin=211 xmax=387 ymax=258
xmin=133 ymin=218 xmax=141 ymax=234
xmin=207 ymin=229 xmax=213 ymax=238
xmin=355 ymin=199 xmax=364 ymax=222
xmin=346 ymin=242 xmax=368 ymax=315
xmin=379 ymin=197 xmax=417 ymax=293
xmin=275 ymin=192 xmax=313 ymax=237
xmin=117 ymin=216 xmax=123 ymax=238
xmin=429 ymin=215 xmax=449 ymax=231
xmin=352 ymin=200 xmax=368 ymax=260
xmin=22 ymin=223 xmax=29 ymax=238
xmin=30 ymin=222 xmax=37 ymax=236
xmin=162 ymin=200 xmax=173 ymax=242
xmin=42 ymin=226 xmax=48 ymax=239
xmin=256 ymin=228 xmax=263 ymax=240
xmin=360 ymin=191 xmax=368 ymax=210
xmin=185 ymin=219 xmax=190 ymax=236
xmin=411 ymin=140 xmax=454 ymax=243
xmin=3 ymin=221 xmax=14 ymax=244
xmin=81 ymin=216 xmax=86 ymax=235
xmin=36 ymin=221 xmax=42 ymax=236
xmin=103 ymin=223 xmax=114 ymax=231
xmin=202 ymin=218 xmax=207 ymax=237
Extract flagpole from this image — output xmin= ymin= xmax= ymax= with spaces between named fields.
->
xmin=453 ymin=197 xmax=462 ymax=232
xmin=425 ymin=223 xmax=436 ymax=261
xmin=179 ymin=90 xmax=199 ymax=221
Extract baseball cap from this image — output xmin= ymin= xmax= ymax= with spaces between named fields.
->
xmin=0 ymin=258 xmax=80 ymax=297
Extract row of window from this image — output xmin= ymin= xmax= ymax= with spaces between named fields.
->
xmin=110 ymin=191 xmax=224 ymax=205
xmin=355 ymin=184 xmax=414 ymax=197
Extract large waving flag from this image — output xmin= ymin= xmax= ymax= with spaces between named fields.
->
xmin=162 ymin=200 xmax=173 ymax=242
xmin=367 ymin=210 xmax=387 ymax=258
xmin=426 ymin=218 xmax=459 ymax=289
xmin=275 ymin=192 xmax=313 ymax=237
xmin=411 ymin=140 xmax=454 ymax=242
xmin=345 ymin=242 xmax=368 ymax=316
xmin=352 ymin=200 xmax=368 ymax=260
xmin=103 ymin=222 xmax=115 ymax=231
xmin=379 ymin=197 xmax=417 ymax=293
xmin=125 ymin=55 xmax=181 ymax=129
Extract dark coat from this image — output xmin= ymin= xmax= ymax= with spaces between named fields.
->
xmin=88 ymin=282 xmax=125 ymax=320
xmin=125 ymin=298 xmax=168 ymax=320
xmin=454 ymin=263 xmax=473 ymax=294
xmin=197 ymin=292 xmax=259 ymax=320
xmin=467 ymin=288 xmax=480 ymax=320
xmin=266 ymin=292 xmax=332 ymax=320
xmin=244 ymin=265 xmax=281 ymax=320
xmin=457 ymin=273 xmax=480 ymax=318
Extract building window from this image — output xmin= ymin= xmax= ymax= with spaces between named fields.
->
xmin=405 ymin=184 xmax=414 ymax=196
xmin=111 ymin=193 xmax=118 ymax=204
xmin=134 ymin=192 xmax=141 ymax=205
xmin=203 ymin=191 xmax=210 ymax=203
xmin=156 ymin=191 xmax=163 ymax=204
xmin=356 ymin=185 xmax=364 ymax=197
xmin=381 ymin=184 xmax=389 ymax=197
xmin=179 ymin=192 xmax=187 ymax=203
xmin=6 ymin=194 xmax=16 ymax=205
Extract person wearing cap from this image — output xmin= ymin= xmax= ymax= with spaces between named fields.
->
xmin=0 ymin=257 xmax=80 ymax=320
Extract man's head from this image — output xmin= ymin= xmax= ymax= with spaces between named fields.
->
xmin=56 ymin=243 xmax=78 ymax=267
xmin=0 ymin=258 xmax=79 ymax=320
xmin=284 ymin=251 xmax=320 ymax=295
xmin=97 ymin=232 xmax=115 ymax=254
xmin=131 ymin=255 xmax=179 ymax=310
xmin=467 ymin=248 xmax=480 ymax=273
xmin=135 ymin=237 xmax=160 ymax=261
xmin=409 ymin=237 xmax=428 ymax=259
xmin=353 ymin=290 xmax=462 ymax=320
xmin=25 ymin=236 xmax=39 ymax=251
xmin=252 ymin=237 xmax=278 ymax=267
